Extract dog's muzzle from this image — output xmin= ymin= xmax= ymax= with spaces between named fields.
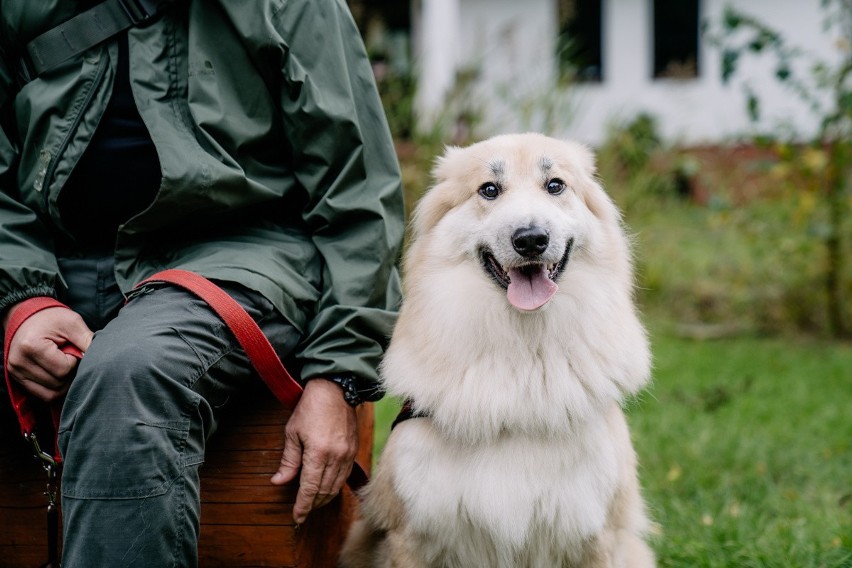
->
xmin=480 ymin=238 xmax=573 ymax=311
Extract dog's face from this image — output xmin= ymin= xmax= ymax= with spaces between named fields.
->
xmin=387 ymin=134 xmax=650 ymax=441
xmin=409 ymin=133 xmax=623 ymax=312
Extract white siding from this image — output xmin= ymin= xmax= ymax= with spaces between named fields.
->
xmin=413 ymin=0 xmax=844 ymax=145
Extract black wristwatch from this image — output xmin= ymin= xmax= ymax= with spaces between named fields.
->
xmin=315 ymin=374 xmax=364 ymax=407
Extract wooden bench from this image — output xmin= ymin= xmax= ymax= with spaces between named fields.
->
xmin=0 ymin=384 xmax=372 ymax=567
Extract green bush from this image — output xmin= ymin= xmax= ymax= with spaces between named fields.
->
xmin=597 ymin=117 xmax=852 ymax=337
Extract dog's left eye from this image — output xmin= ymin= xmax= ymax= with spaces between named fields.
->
xmin=478 ymin=182 xmax=500 ymax=200
xmin=547 ymin=179 xmax=566 ymax=195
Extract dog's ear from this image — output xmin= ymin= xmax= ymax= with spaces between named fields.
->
xmin=430 ymin=145 xmax=466 ymax=188
xmin=559 ymin=139 xmax=598 ymax=175
xmin=557 ymin=140 xmax=619 ymax=223
xmin=580 ymin=177 xmax=621 ymax=224
xmin=410 ymin=146 xmax=465 ymax=238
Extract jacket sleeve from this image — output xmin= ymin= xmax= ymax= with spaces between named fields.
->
xmin=274 ymin=0 xmax=405 ymax=398
xmin=0 ymin=44 xmax=61 ymax=315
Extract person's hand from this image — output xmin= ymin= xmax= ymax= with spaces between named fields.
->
xmin=270 ymin=378 xmax=358 ymax=524
xmin=2 ymin=303 xmax=93 ymax=402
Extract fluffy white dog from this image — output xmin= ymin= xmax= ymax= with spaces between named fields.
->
xmin=340 ymin=134 xmax=655 ymax=568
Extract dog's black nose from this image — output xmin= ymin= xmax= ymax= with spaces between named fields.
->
xmin=512 ymin=226 xmax=549 ymax=257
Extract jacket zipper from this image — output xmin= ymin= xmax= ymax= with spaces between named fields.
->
xmin=41 ymin=52 xmax=110 ymax=212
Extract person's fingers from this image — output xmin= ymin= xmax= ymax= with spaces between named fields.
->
xmin=6 ymin=338 xmax=78 ymax=403
xmin=311 ymin=461 xmax=344 ymax=510
xmin=329 ymin=460 xmax=354 ymax=500
xmin=57 ymin=315 xmax=94 ymax=353
xmin=314 ymin=458 xmax=354 ymax=508
xmin=5 ymin=307 xmax=90 ymax=395
xmin=13 ymin=376 xmax=70 ymax=403
xmin=22 ymin=336 xmax=80 ymax=377
xmin=6 ymin=344 xmax=66 ymax=386
xmin=13 ymin=365 xmax=67 ymax=392
xmin=271 ymin=428 xmax=303 ymax=486
xmin=292 ymin=452 xmax=325 ymax=524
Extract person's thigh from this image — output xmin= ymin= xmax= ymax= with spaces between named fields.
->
xmin=58 ymin=280 xmax=300 ymax=567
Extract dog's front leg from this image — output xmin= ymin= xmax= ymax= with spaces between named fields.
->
xmin=600 ymin=407 xmax=656 ymax=568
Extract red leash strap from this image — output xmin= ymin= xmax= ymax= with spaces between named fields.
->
xmin=136 ymin=269 xmax=369 ymax=491
xmin=3 ymin=296 xmax=76 ymax=568
xmin=3 ymin=296 xmax=82 ymax=459
xmin=136 ymin=269 xmax=303 ymax=408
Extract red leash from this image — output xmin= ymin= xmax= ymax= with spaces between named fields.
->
xmin=3 ymin=296 xmax=77 ymax=568
xmin=3 ymin=297 xmax=81 ymax=459
xmin=136 ymin=270 xmax=304 ymax=409
xmin=135 ymin=269 xmax=369 ymax=490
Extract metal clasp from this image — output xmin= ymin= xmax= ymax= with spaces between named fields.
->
xmin=27 ymin=432 xmax=58 ymax=472
xmin=26 ymin=432 xmax=59 ymax=509
xmin=26 ymin=432 xmax=61 ymax=567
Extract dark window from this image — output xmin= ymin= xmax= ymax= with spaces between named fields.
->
xmin=347 ymin=0 xmax=410 ymax=33
xmin=653 ymin=0 xmax=700 ymax=79
xmin=557 ymin=0 xmax=604 ymax=82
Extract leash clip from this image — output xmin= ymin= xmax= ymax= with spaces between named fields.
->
xmin=27 ymin=431 xmax=59 ymax=506
xmin=26 ymin=432 xmax=61 ymax=567
xmin=27 ymin=431 xmax=58 ymax=472
xmin=26 ymin=431 xmax=59 ymax=504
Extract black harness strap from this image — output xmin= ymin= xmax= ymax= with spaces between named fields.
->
xmin=391 ymin=399 xmax=429 ymax=430
xmin=22 ymin=0 xmax=175 ymax=81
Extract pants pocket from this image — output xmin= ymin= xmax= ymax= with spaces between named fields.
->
xmin=59 ymin=410 xmax=191 ymax=500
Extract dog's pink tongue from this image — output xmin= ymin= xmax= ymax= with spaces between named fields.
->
xmin=507 ymin=267 xmax=558 ymax=310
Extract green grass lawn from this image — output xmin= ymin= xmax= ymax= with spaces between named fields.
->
xmin=630 ymin=327 xmax=851 ymax=567
xmin=372 ymin=327 xmax=852 ymax=567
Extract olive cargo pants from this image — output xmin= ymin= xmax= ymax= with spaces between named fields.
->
xmin=54 ymin=253 xmax=299 ymax=567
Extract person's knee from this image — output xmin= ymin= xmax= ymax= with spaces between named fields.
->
xmin=59 ymin=331 xmax=201 ymax=499
xmin=68 ymin=318 xmax=205 ymax=411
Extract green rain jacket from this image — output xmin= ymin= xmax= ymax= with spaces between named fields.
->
xmin=0 ymin=0 xmax=404 ymax=391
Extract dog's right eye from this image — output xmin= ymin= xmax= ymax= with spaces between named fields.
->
xmin=478 ymin=182 xmax=500 ymax=200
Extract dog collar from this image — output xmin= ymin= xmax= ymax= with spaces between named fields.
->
xmin=391 ymin=399 xmax=430 ymax=430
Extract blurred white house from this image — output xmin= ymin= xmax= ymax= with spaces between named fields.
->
xmin=407 ymin=0 xmax=845 ymax=146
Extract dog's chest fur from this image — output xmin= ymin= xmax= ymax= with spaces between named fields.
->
xmin=390 ymin=415 xmax=620 ymax=567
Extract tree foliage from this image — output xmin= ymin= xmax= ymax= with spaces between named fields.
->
xmin=707 ymin=0 xmax=852 ymax=337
